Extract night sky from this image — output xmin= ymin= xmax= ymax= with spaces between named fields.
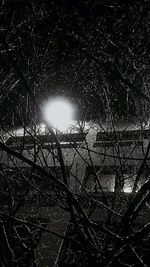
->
xmin=0 ymin=0 xmax=150 ymax=127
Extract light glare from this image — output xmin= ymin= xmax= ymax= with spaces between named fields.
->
xmin=43 ymin=98 xmax=74 ymax=131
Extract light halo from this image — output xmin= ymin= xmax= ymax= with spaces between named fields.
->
xmin=43 ymin=97 xmax=74 ymax=131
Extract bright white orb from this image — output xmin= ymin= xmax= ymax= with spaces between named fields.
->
xmin=43 ymin=98 xmax=74 ymax=131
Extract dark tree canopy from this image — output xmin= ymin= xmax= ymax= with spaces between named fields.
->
xmin=0 ymin=0 xmax=150 ymax=127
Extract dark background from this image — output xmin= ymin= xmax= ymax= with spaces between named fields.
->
xmin=0 ymin=0 xmax=150 ymax=127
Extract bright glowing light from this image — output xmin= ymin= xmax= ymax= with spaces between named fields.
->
xmin=123 ymin=187 xmax=132 ymax=193
xmin=43 ymin=98 xmax=74 ymax=131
